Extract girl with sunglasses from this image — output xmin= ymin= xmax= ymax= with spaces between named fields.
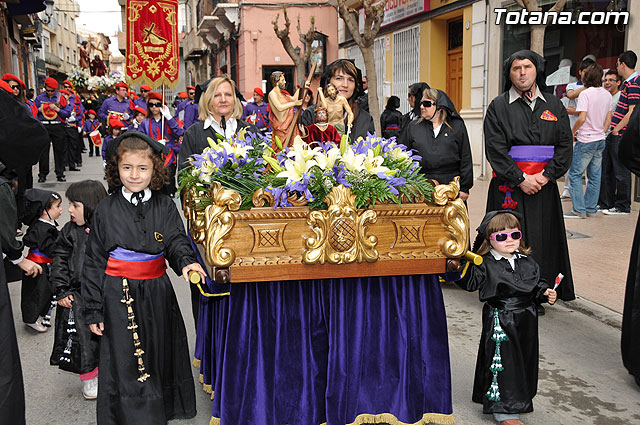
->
xmin=457 ymin=210 xmax=557 ymax=425
xmin=401 ymin=87 xmax=473 ymax=201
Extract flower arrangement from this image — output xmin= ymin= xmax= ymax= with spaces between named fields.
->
xmin=85 ymin=72 xmax=127 ymax=92
xmin=179 ymin=131 xmax=434 ymax=211
xmin=68 ymin=68 xmax=90 ymax=89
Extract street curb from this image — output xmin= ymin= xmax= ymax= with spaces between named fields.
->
xmin=557 ymin=296 xmax=622 ymax=330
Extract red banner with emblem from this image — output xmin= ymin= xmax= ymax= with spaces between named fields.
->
xmin=126 ymin=0 xmax=179 ymax=89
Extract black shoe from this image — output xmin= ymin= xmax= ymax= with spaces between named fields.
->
xmin=81 ymin=149 xmax=87 ymax=153
xmin=77 ymin=162 xmax=83 ymax=167
xmin=536 ymin=304 xmax=545 ymax=315
xmin=57 ymin=176 xmax=66 ymax=182
xmin=38 ymin=177 xmax=46 ymax=183
xmin=88 ymin=154 xmax=93 ymax=157
xmin=68 ymin=167 xmax=80 ymax=171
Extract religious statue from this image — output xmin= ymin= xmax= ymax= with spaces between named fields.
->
xmin=79 ymin=41 xmax=90 ymax=69
xmin=90 ymin=54 xmax=107 ymax=77
xmin=268 ymin=71 xmax=309 ymax=149
xmin=299 ymin=106 xmax=340 ymax=148
xmin=317 ymin=83 xmax=354 ymax=136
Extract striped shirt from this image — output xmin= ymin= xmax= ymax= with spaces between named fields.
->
xmin=610 ymin=72 xmax=640 ymax=134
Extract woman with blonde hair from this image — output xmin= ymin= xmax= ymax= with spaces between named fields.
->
xmin=178 ymin=75 xmax=257 ymax=172
xmin=402 ymin=87 xmax=473 ymax=201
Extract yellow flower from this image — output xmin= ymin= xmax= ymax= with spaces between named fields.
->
xmin=363 ymin=150 xmax=392 ymax=176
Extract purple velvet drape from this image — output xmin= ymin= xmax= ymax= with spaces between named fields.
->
xmin=200 ymin=274 xmax=453 ymax=425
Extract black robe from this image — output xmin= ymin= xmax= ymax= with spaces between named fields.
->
xmin=484 ymin=92 xmax=575 ymax=301
xmin=457 ymin=252 xmax=550 ymax=414
xmin=21 ymin=220 xmax=58 ymax=324
xmin=50 ymin=222 xmax=100 ymax=374
xmin=0 ymin=178 xmax=26 ymax=425
xmin=83 ymin=190 xmax=197 ymax=424
xmin=178 ymin=119 xmax=258 ymax=172
xmin=402 ymin=117 xmax=473 ymax=193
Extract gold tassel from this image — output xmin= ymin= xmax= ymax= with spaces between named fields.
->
xmin=120 ymin=278 xmax=150 ymax=382
xmin=192 ymin=357 xmax=201 ymax=368
xmin=211 ymin=412 xmax=454 ymax=425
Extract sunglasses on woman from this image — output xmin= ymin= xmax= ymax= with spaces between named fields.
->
xmin=421 ymin=100 xmax=435 ymax=108
xmin=490 ymin=231 xmax=522 ymax=242
xmin=149 ymin=102 xmax=162 ymax=107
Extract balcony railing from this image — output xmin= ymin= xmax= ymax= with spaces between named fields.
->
xmin=44 ymin=51 xmax=62 ymax=67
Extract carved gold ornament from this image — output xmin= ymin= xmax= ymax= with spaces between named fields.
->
xmin=432 ymin=177 xmax=469 ymax=258
xmin=204 ymin=182 xmax=241 ymax=267
xmin=184 ymin=183 xmax=210 ymax=244
xmin=303 ymin=185 xmax=378 ymax=264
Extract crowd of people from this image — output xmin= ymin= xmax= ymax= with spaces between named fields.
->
xmin=1 ymin=50 xmax=640 ymax=425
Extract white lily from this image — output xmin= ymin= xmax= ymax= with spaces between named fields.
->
xmin=363 ymin=149 xmax=391 ymax=176
xmin=389 ymin=146 xmax=411 ymax=163
xmin=288 ymin=136 xmax=320 ymax=162
xmin=220 ymin=141 xmax=252 ymax=158
xmin=277 ymin=152 xmax=317 ymax=183
xmin=197 ymin=160 xmax=217 ymax=183
xmin=341 ymin=147 xmax=366 ymax=172
xmin=314 ymin=147 xmax=341 ymax=171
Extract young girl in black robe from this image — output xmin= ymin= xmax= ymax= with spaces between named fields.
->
xmin=21 ymin=189 xmax=62 ymax=332
xmin=83 ymin=132 xmax=205 ymax=424
xmin=50 ymin=180 xmax=107 ymax=400
xmin=458 ymin=211 xmax=557 ymax=425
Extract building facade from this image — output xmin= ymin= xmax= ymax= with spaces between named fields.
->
xmin=41 ymin=0 xmax=80 ymax=81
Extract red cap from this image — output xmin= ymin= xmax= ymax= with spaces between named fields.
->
xmin=45 ymin=77 xmax=59 ymax=89
xmin=140 ymin=84 xmax=152 ymax=91
xmin=147 ymin=92 xmax=163 ymax=101
xmin=86 ymin=109 xmax=97 ymax=116
xmin=108 ymin=116 xmax=125 ymax=129
xmin=2 ymin=73 xmax=26 ymax=89
xmin=253 ymin=87 xmax=265 ymax=97
xmin=63 ymin=80 xmax=74 ymax=88
xmin=59 ymin=89 xmax=71 ymax=96
xmin=114 ymin=82 xmax=128 ymax=89
xmin=134 ymin=106 xmax=147 ymax=116
xmin=178 ymin=91 xmax=187 ymax=98
xmin=186 ymin=86 xmax=196 ymax=91
xmin=0 ymin=80 xmax=13 ymax=94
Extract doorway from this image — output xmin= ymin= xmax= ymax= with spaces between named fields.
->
xmin=446 ymin=19 xmax=463 ymax=112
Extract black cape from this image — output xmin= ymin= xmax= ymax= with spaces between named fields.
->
xmin=401 ymin=90 xmax=473 ymax=192
xmin=21 ymin=220 xmax=58 ymax=324
xmin=50 ymin=222 xmax=100 ymax=374
xmin=83 ymin=190 xmax=197 ymax=424
xmin=457 ymin=252 xmax=550 ymax=414
xmin=484 ymin=89 xmax=575 ymax=301
xmin=0 ymin=179 xmax=25 ymax=425
xmin=620 ymin=103 xmax=640 ymax=386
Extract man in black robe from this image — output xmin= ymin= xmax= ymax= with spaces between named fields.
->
xmin=483 ymin=50 xmax=575 ymax=302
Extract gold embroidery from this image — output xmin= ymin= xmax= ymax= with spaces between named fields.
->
xmin=154 ymin=232 xmax=164 ymax=242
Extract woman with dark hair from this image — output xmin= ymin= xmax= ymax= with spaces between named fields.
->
xmin=302 ymin=59 xmax=375 ymax=139
xmin=399 ymin=82 xmax=430 ymax=135
xmin=403 ymin=87 xmax=473 ymax=200
xmin=380 ymin=95 xmax=402 ymax=139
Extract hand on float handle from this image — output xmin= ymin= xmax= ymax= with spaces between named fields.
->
xmin=182 ymin=262 xmax=206 ymax=283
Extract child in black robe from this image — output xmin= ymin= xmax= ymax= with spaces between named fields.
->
xmin=83 ymin=132 xmax=205 ymax=424
xmin=21 ymin=189 xmax=62 ymax=332
xmin=457 ymin=210 xmax=557 ymax=425
xmin=50 ymin=180 xmax=107 ymax=400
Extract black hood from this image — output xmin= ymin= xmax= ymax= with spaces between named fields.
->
xmin=0 ymin=90 xmax=49 ymax=175
xmin=435 ymin=89 xmax=460 ymax=121
xmin=503 ymin=50 xmax=547 ymax=93
xmin=409 ymin=82 xmax=431 ymax=116
xmin=23 ymin=188 xmax=59 ymax=226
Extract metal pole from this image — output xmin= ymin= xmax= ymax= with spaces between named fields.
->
xmin=161 ymin=84 xmax=165 ymax=140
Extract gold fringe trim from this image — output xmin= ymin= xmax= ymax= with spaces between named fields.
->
xmin=192 ymin=357 xmax=201 ymax=368
xmin=203 ymin=383 xmax=212 ymax=394
xmin=346 ymin=412 xmax=455 ymax=425
xmin=199 ymin=373 xmax=204 ymax=384
xmin=210 ymin=413 xmax=454 ymax=425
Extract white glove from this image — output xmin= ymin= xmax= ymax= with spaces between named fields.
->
xmin=161 ymin=105 xmax=172 ymax=120
xmin=78 ymin=126 xmax=82 ymax=134
xmin=68 ymin=116 xmax=76 ymax=123
xmin=157 ymin=139 xmax=167 ymax=146
xmin=123 ymin=113 xmax=130 ymax=120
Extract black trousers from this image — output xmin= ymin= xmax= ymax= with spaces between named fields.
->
xmin=39 ymin=124 xmax=66 ymax=179
xmin=600 ymin=133 xmax=632 ymax=212
xmin=64 ymin=126 xmax=82 ymax=167
xmin=86 ymin=136 xmax=100 ymax=156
